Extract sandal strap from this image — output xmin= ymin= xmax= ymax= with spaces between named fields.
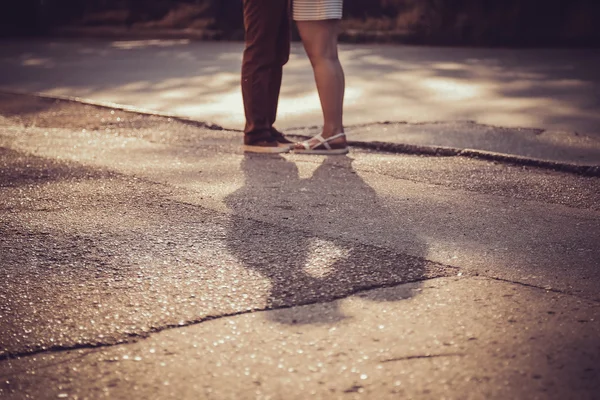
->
xmin=327 ymin=132 xmax=346 ymax=142
xmin=300 ymin=133 xmax=323 ymax=150
xmin=301 ymin=132 xmax=346 ymax=151
xmin=316 ymin=133 xmax=330 ymax=150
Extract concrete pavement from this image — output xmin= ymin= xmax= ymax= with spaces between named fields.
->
xmin=1 ymin=94 xmax=599 ymax=399
xmin=1 ymin=39 xmax=599 ymax=165
xmin=3 ymin=278 xmax=599 ymax=400
xmin=290 ymin=122 xmax=600 ymax=167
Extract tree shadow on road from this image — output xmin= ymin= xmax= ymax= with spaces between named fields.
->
xmin=2 ymin=40 xmax=599 ymax=135
xmin=225 ymin=154 xmax=444 ymax=325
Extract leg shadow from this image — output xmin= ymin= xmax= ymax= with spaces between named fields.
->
xmin=225 ymin=154 xmax=431 ymax=325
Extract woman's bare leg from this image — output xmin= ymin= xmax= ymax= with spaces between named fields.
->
xmin=296 ymin=19 xmax=346 ymax=147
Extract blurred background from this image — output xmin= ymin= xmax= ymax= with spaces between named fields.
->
xmin=2 ymin=0 xmax=599 ymax=47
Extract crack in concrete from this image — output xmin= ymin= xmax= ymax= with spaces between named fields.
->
xmin=3 ymin=90 xmax=598 ymax=176
xmin=484 ymin=276 xmax=600 ymax=304
xmin=289 ymin=119 xmax=545 ymax=135
xmin=1 ymin=271 xmax=597 ymax=364
xmin=0 ymin=275 xmax=453 ymax=363
xmin=343 ymin=141 xmax=600 ymax=177
xmin=1 ymin=155 xmax=596 ymax=363
xmin=381 ymin=353 xmax=465 ymax=363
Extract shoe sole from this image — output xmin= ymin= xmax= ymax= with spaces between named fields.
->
xmin=243 ymin=144 xmax=292 ymax=154
xmin=293 ymin=147 xmax=349 ymax=155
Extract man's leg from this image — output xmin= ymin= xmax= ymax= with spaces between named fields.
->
xmin=268 ymin=4 xmax=291 ymax=130
xmin=241 ymin=0 xmax=290 ymax=145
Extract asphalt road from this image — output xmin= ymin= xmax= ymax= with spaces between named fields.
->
xmin=1 ymin=94 xmax=599 ymax=399
xmin=0 ymin=39 xmax=599 ymax=136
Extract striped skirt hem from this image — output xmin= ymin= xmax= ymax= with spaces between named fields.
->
xmin=293 ymin=0 xmax=343 ymax=21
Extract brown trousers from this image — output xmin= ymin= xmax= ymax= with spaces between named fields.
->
xmin=241 ymin=0 xmax=291 ymax=144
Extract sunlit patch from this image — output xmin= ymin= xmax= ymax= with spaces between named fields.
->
xmin=431 ymin=62 xmax=465 ymax=71
xmin=159 ymin=90 xmax=192 ymax=100
xmin=217 ymin=52 xmax=243 ymax=62
xmin=21 ymin=58 xmax=54 ymax=67
xmin=111 ymin=40 xmax=191 ymax=49
xmin=120 ymin=81 xmax=151 ymax=91
xmin=153 ymin=77 xmax=188 ymax=90
xmin=201 ymin=72 xmax=239 ymax=89
xmin=342 ymin=86 xmax=362 ymax=106
xmin=278 ymin=92 xmax=321 ymax=117
xmin=171 ymin=90 xmax=243 ymax=123
xmin=47 ymin=87 xmax=95 ymax=97
xmin=278 ymin=87 xmax=362 ymax=120
xmin=351 ymin=55 xmax=399 ymax=67
xmin=338 ymin=46 xmax=376 ymax=61
xmin=303 ymin=238 xmax=350 ymax=278
xmin=479 ymin=97 xmax=570 ymax=129
xmin=294 ymin=159 xmax=322 ymax=180
xmin=421 ymin=78 xmax=482 ymax=100
xmin=173 ymin=51 xmax=197 ymax=61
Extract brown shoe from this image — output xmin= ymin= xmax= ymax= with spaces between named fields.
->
xmin=271 ymin=128 xmax=293 ymax=144
xmin=243 ymin=139 xmax=292 ymax=154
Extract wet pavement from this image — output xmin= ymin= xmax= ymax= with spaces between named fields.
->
xmin=0 ymin=94 xmax=599 ymax=399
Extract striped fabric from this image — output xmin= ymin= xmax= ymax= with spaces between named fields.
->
xmin=293 ymin=0 xmax=343 ymax=21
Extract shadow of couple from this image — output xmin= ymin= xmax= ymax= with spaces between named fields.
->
xmin=224 ymin=154 xmax=430 ymax=325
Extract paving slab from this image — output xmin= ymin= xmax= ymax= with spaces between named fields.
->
xmin=1 ymin=277 xmax=598 ymax=400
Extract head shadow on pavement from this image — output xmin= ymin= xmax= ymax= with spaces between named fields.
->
xmin=224 ymin=153 xmax=435 ymax=325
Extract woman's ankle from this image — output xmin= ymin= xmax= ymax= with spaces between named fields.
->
xmin=321 ymin=126 xmax=344 ymax=138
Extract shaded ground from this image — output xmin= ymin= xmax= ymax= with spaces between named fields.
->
xmin=0 ymin=94 xmax=599 ymax=399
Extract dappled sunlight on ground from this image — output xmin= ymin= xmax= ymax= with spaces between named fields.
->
xmin=339 ymin=45 xmax=599 ymax=132
xmin=303 ymin=238 xmax=351 ymax=279
xmin=0 ymin=40 xmax=598 ymax=134
xmin=110 ymin=39 xmax=191 ymax=49
xmin=20 ymin=57 xmax=55 ymax=68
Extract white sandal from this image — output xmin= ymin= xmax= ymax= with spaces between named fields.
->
xmin=293 ymin=132 xmax=349 ymax=155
